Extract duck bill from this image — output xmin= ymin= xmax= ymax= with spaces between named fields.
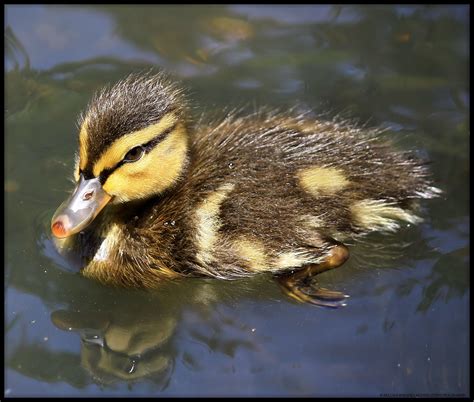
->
xmin=51 ymin=175 xmax=112 ymax=238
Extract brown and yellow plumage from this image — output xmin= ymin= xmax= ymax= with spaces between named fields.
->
xmin=52 ymin=71 xmax=440 ymax=307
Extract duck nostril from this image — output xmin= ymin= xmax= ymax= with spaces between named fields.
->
xmin=83 ymin=191 xmax=94 ymax=201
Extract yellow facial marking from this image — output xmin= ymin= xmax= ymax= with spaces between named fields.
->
xmin=92 ymin=113 xmax=178 ymax=177
xmin=102 ymin=123 xmax=188 ymax=202
xmin=73 ymin=152 xmax=80 ymax=182
xmin=234 ymin=237 xmax=267 ymax=271
xmin=79 ymin=118 xmax=89 ymax=171
xmin=195 ymin=183 xmax=235 ymax=265
xmin=351 ymin=199 xmax=422 ymax=232
xmin=298 ymin=166 xmax=349 ymax=196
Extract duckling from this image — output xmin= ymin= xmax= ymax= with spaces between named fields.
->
xmin=51 ymin=71 xmax=440 ymax=307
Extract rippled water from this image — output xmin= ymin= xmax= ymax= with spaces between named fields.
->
xmin=5 ymin=5 xmax=469 ymax=397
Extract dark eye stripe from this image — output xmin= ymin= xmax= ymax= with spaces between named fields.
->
xmin=98 ymin=122 xmax=178 ymax=184
xmin=142 ymin=122 xmax=177 ymax=151
xmin=80 ymin=168 xmax=94 ymax=180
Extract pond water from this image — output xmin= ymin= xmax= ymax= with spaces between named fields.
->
xmin=5 ymin=5 xmax=469 ymax=397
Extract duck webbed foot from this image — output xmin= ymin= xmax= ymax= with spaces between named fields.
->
xmin=276 ymin=241 xmax=350 ymax=308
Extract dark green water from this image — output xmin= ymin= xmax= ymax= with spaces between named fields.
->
xmin=5 ymin=5 xmax=469 ymax=397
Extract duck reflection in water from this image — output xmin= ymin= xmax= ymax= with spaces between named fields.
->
xmin=47 ymin=226 xmax=438 ymax=387
xmin=51 ymin=308 xmax=176 ymax=386
xmin=48 ymin=276 xmax=266 ymax=387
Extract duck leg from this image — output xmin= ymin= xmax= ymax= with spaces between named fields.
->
xmin=276 ymin=241 xmax=350 ymax=308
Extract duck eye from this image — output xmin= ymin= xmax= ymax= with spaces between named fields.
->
xmin=124 ymin=146 xmax=145 ymax=163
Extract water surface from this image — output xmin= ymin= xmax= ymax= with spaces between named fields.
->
xmin=5 ymin=5 xmax=469 ymax=397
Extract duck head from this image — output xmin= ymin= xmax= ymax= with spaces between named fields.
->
xmin=51 ymin=72 xmax=189 ymax=238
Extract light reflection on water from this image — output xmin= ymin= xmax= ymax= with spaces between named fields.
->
xmin=5 ymin=4 xmax=469 ymax=397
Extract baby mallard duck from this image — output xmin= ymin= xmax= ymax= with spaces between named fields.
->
xmin=51 ymin=72 xmax=440 ymax=307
